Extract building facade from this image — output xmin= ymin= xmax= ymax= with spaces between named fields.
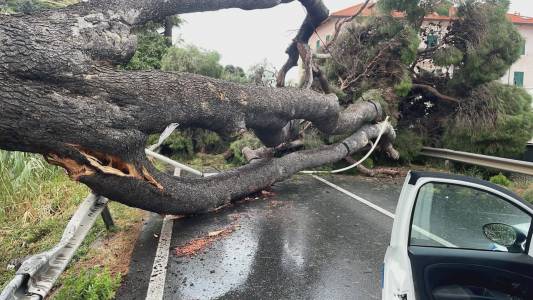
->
xmin=309 ymin=2 xmax=533 ymax=96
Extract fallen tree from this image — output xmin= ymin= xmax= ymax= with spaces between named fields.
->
xmin=0 ymin=0 xmax=397 ymax=214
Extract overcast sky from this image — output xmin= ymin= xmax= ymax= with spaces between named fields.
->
xmin=177 ymin=0 xmax=533 ymax=80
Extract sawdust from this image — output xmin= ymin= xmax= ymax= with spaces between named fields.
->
xmin=175 ymin=225 xmax=235 ymax=257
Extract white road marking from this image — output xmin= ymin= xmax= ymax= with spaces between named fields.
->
xmin=311 ymin=175 xmax=395 ymax=219
xmin=146 ymin=215 xmax=174 ymax=300
xmin=311 ymin=175 xmax=457 ymax=248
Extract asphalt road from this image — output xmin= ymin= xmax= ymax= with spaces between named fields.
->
xmin=116 ymin=174 xmax=404 ymax=300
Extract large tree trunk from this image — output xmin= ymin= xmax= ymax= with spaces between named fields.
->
xmin=0 ymin=0 xmax=397 ymax=215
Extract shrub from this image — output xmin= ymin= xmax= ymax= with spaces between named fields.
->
xmin=303 ymin=129 xmax=325 ymax=150
xmin=393 ymin=129 xmax=424 ymax=164
xmin=123 ymin=31 xmax=169 ymax=70
xmin=55 ymin=267 xmax=120 ymax=300
xmin=148 ymin=132 xmax=194 ymax=159
xmin=443 ymin=83 xmax=533 ymax=159
xmin=229 ymin=134 xmax=262 ymax=164
xmin=489 ymin=173 xmax=512 ymax=187
xmin=161 ymin=45 xmax=224 ymax=78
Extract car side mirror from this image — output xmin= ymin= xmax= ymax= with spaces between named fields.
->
xmin=483 ymin=223 xmax=526 ymax=253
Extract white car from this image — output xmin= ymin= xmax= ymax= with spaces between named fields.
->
xmin=383 ymin=171 xmax=533 ymax=300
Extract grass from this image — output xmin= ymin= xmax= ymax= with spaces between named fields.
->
xmin=54 ymin=267 xmax=120 ymax=300
xmin=49 ymin=201 xmax=144 ymax=300
xmin=509 ymin=180 xmax=533 ymax=204
xmin=0 ymin=150 xmax=144 ymax=298
xmin=0 ymin=151 xmax=89 ymax=285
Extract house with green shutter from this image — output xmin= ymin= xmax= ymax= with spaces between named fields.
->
xmin=309 ymin=2 xmax=533 ymax=98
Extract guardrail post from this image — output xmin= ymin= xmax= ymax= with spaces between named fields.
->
xmin=101 ymin=206 xmax=115 ymax=230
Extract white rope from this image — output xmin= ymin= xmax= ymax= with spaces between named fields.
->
xmin=300 ymin=116 xmax=390 ymax=175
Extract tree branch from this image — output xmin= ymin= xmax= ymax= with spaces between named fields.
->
xmin=411 ymin=83 xmax=460 ymax=104
xmin=276 ymin=0 xmax=329 ymax=87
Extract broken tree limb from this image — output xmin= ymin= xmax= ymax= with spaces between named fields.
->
xmin=0 ymin=0 xmax=399 ymax=215
xmin=276 ymin=0 xmax=330 ymax=87
xmin=344 ymin=157 xmax=401 ymax=177
xmin=411 ymin=84 xmax=460 ymax=104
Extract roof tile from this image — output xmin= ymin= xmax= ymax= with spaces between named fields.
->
xmin=330 ymin=1 xmax=533 ymax=25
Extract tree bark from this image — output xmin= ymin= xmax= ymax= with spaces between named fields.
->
xmin=0 ymin=0 xmax=397 ymax=215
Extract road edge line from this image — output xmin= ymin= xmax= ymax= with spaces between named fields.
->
xmin=145 ymin=215 xmax=174 ymax=300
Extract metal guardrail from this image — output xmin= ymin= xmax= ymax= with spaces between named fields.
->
xmin=420 ymin=147 xmax=533 ymax=176
xmin=145 ymin=148 xmax=203 ymax=176
xmin=1 ymin=195 xmax=108 ymax=300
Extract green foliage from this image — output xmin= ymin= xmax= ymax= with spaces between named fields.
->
xmin=0 ymin=151 xmax=57 ymax=194
xmin=434 ymin=1 xmax=452 ymax=16
xmin=379 ymin=0 xmax=453 ymax=22
xmin=449 ymin=0 xmax=523 ymax=90
xmin=303 ymin=129 xmax=325 ymax=150
xmin=229 ymin=134 xmax=262 ymax=164
xmin=394 ymin=129 xmax=424 ymax=163
xmin=0 ymin=151 xmax=89 ymax=286
xmin=378 ymin=0 xmax=426 ymax=23
xmin=394 ymin=75 xmax=413 ymax=97
xmin=248 ymin=60 xmax=278 ymax=86
xmin=123 ymin=31 xmax=170 ymax=70
xmin=164 ymin=131 xmax=194 ymax=157
xmin=325 ymin=16 xmax=418 ymax=105
xmin=433 ymin=46 xmax=464 ymax=66
xmin=191 ymin=129 xmax=227 ymax=154
xmin=54 ymin=267 xmax=120 ymax=300
xmin=524 ymin=189 xmax=533 ymax=204
xmin=0 ymin=0 xmax=77 ymax=13
xmin=489 ymin=173 xmax=512 ymax=187
xmin=443 ymin=83 xmax=533 ymax=158
xmin=142 ymin=16 xmax=183 ymax=32
xmin=222 ymin=65 xmax=249 ymax=83
xmin=148 ymin=129 xmax=228 ymax=160
xmin=399 ymin=26 xmax=421 ymax=65
xmin=161 ymin=45 xmax=224 ymax=78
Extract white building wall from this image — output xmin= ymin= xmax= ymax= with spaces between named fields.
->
xmin=309 ymin=18 xmax=337 ymax=52
xmin=500 ymin=25 xmax=533 ymax=144
xmin=501 ymin=25 xmax=533 ymax=98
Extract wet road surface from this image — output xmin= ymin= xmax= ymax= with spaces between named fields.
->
xmin=117 ymin=174 xmax=404 ymax=300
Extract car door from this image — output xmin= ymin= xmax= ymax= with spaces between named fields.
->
xmin=383 ymin=171 xmax=533 ymax=300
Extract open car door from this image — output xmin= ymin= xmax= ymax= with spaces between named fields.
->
xmin=383 ymin=171 xmax=533 ymax=300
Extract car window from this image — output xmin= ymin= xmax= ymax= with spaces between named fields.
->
xmin=409 ymin=182 xmax=532 ymax=252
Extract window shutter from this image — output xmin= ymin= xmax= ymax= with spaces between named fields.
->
xmin=514 ymin=72 xmax=524 ymax=87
